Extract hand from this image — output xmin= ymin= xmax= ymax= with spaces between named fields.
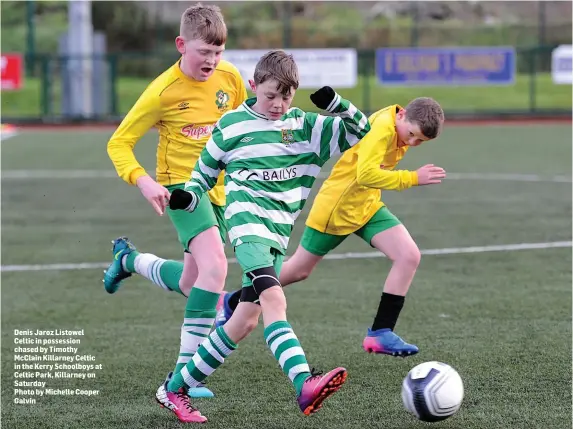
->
xmin=169 ymin=188 xmax=198 ymax=212
xmin=416 ymin=164 xmax=446 ymax=185
xmin=136 ymin=175 xmax=170 ymax=216
xmin=310 ymin=86 xmax=336 ymax=110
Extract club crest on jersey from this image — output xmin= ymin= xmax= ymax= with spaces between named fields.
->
xmin=282 ymin=129 xmax=294 ymax=146
xmin=181 ymin=123 xmax=215 ymax=140
xmin=215 ymin=90 xmax=230 ymax=111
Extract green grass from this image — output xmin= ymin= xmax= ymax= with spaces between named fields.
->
xmin=2 ymin=73 xmax=571 ymax=118
xmin=1 ymin=124 xmax=572 ymax=428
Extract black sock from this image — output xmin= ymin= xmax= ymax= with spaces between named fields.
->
xmin=228 ymin=289 xmax=242 ymax=311
xmin=371 ymin=293 xmax=405 ymax=331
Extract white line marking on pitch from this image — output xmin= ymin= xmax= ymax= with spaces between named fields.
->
xmin=1 ymin=241 xmax=570 ymax=273
xmin=1 ymin=170 xmax=571 ymax=183
xmin=2 ymin=170 xmax=119 ymax=179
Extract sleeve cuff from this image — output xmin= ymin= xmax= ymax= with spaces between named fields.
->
xmin=185 ymin=191 xmax=199 ymax=212
xmin=326 ymin=93 xmax=342 ymax=112
xmin=411 ymin=171 xmax=419 ymax=186
xmin=129 ymin=168 xmax=148 ymax=185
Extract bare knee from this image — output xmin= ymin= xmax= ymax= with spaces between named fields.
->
xmin=396 ymin=247 xmax=421 ymax=270
xmin=294 ymin=269 xmax=312 ymax=283
xmin=229 ymin=313 xmax=258 ymax=341
xmin=243 ymin=314 xmax=259 ymax=335
xmin=188 ymin=228 xmax=228 ymax=288
xmin=199 ymin=250 xmax=228 ymax=284
xmin=260 ymin=288 xmax=287 ymax=314
xmin=267 ymin=297 xmax=287 ymax=316
xmin=280 ymin=249 xmax=320 ymax=285
xmin=298 ymin=261 xmax=318 ymax=282
xmin=209 ymin=252 xmax=228 ymax=282
xmin=225 ymin=303 xmax=261 ymax=343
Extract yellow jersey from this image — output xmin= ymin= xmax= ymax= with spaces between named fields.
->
xmin=107 ymin=59 xmax=247 ymax=206
xmin=307 ymin=105 xmax=419 ymax=235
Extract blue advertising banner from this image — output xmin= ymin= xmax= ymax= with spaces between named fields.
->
xmin=376 ymin=47 xmax=516 ymax=86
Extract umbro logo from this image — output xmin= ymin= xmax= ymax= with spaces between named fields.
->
xmin=238 ymin=168 xmax=259 ymax=180
xmin=178 ymin=102 xmax=189 ymax=110
xmin=240 ymin=136 xmax=254 ymax=143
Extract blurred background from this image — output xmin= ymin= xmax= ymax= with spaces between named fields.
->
xmin=1 ymin=0 xmax=572 ymax=122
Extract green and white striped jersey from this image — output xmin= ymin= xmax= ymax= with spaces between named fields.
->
xmin=185 ymin=94 xmax=371 ymax=254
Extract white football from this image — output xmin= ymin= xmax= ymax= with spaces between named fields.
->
xmin=401 ymin=361 xmax=464 ymax=422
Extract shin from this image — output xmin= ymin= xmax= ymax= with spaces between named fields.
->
xmin=187 ymin=227 xmax=228 ymax=293
xmin=371 ymin=225 xmax=421 ymax=296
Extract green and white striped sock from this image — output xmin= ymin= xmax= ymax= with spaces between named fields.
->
xmin=173 ymin=286 xmax=219 ymax=375
xmin=264 ymin=320 xmax=311 ymax=395
xmin=168 ymin=326 xmax=237 ymax=392
xmin=123 ymin=252 xmax=185 ymax=296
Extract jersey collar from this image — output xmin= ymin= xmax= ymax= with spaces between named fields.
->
xmin=243 ymin=97 xmax=271 ymax=120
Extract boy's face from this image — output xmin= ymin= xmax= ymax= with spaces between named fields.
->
xmin=395 ymin=109 xmax=432 ymax=147
xmin=249 ymin=79 xmax=296 ymax=120
xmin=176 ymin=37 xmax=224 ymax=81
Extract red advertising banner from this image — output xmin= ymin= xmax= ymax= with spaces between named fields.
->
xmin=1 ymin=54 xmax=23 ymax=90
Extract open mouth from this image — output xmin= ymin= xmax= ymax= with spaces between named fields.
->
xmin=201 ymin=67 xmax=212 ymax=74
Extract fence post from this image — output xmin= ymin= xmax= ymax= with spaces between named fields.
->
xmin=109 ymin=54 xmax=118 ymax=117
xmin=40 ymin=56 xmax=51 ymax=116
xmin=282 ymin=2 xmax=292 ymax=48
xmin=26 ymin=0 xmax=36 ymax=76
xmin=538 ymin=1 xmax=546 ymax=46
xmin=410 ymin=2 xmax=419 ymax=47
xmin=528 ymin=48 xmax=537 ymax=113
xmin=361 ymin=50 xmax=372 ymax=114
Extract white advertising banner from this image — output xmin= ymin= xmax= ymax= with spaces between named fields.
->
xmin=551 ymin=45 xmax=572 ymax=84
xmin=223 ymin=49 xmax=358 ymax=89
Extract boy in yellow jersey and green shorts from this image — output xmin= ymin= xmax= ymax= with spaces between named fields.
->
xmin=218 ymin=97 xmax=446 ymax=357
xmin=103 ymin=3 xmax=246 ymax=420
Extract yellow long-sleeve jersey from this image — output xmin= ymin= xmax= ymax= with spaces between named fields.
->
xmin=307 ymin=105 xmax=419 ymax=235
xmin=107 ymin=59 xmax=247 ymax=206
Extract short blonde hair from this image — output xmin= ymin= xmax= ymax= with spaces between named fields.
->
xmin=254 ymin=50 xmax=299 ymax=96
xmin=180 ymin=3 xmax=226 ymax=45
xmin=405 ymin=97 xmax=444 ymax=139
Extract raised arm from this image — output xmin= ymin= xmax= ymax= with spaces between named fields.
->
xmin=304 ymin=86 xmax=371 ymax=163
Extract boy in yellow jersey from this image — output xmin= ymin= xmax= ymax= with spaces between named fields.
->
xmin=103 ymin=3 xmax=246 ymax=417
xmin=217 ymin=97 xmax=446 ymax=357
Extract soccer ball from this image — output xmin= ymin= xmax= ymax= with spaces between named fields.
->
xmin=401 ymin=361 xmax=464 ymax=422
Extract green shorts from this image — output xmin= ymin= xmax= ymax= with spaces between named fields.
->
xmin=234 ymin=242 xmax=284 ymax=288
xmin=301 ymin=206 xmax=401 ymax=256
xmin=165 ymin=184 xmax=227 ymax=252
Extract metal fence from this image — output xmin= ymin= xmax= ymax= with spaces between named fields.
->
xmin=1 ymin=1 xmax=571 ymax=122
xmin=2 ymin=44 xmax=570 ymax=123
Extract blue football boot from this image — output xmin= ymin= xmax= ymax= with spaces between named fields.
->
xmin=362 ymin=328 xmax=419 ymax=357
xmin=103 ymin=236 xmax=136 ymax=294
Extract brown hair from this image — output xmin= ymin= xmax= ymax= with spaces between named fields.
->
xmin=253 ymin=50 xmax=299 ymax=96
xmin=405 ymin=97 xmax=445 ymax=139
xmin=180 ymin=3 xmax=227 ymax=45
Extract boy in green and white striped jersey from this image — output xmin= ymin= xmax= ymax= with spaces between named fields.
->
xmin=161 ymin=50 xmax=371 ymax=419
